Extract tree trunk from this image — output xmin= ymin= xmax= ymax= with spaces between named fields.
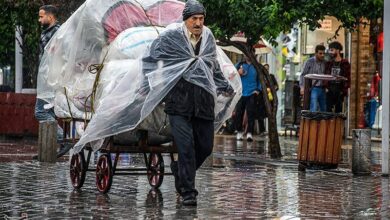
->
xmin=253 ymin=57 xmax=282 ymax=159
xmin=268 ymin=108 xmax=282 ymax=158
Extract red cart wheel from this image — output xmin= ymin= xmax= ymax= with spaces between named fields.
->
xmin=96 ymin=154 xmax=113 ymax=193
xmin=70 ymin=151 xmax=86 ymax=189
xmin=147 ymin=153 xmax=164 ymax=189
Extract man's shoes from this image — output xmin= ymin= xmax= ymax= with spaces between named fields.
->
xmin=236 ymin=132 xmax=243 ymax=140
xmin=32 ymin=143 xmax=72 ymax=160
xmin=57 ymin=143 xmax=73 ymax=158
xmin=246 ymin=132 xmax=253 ymax=142
xmin=259 ymin=131 xmax=268 ymax=137
xmin=182 ymin=193 xmax=197 ymax=206
xmin=170 ymin=161 xmax=181 ymax=194
xmin=182 ymin=197 xmax=197 ymax=206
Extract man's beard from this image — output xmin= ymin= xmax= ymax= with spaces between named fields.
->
xmin=330 ymin=53 xmax=337 ymax=59
xmin=41 ymin=23 xmax=50 ymax=30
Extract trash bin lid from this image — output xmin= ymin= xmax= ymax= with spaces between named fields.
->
xmin=301 ymin=110 xmax=346 ymax=120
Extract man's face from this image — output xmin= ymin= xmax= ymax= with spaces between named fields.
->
xmin=315 ymin=50 xmax=325 ymax=61
xmin=184 ymin=14 xmax=204 ymax=37
xmin=39 ymin=10 xmax=52 ymax=29
xmin=328 ymin=48 xmax=339 ymax=59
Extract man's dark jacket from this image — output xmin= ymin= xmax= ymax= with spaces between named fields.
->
xmin=143 ymin=27 xmax=231 ymax=121
xmin=39 ymin=23 xmax=60 ymax=60
xmin=325 ymin=59 xmax=351 ymax=96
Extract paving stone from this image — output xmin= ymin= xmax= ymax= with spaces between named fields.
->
xmin=0 ymin=135 xmax=389 ymax=219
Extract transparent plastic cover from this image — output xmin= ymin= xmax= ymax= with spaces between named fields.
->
xmin=37 ymin=0 xmax=242 ymax=152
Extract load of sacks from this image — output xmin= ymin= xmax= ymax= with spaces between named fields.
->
xmin=37 ymin=0 xmax=242 ymax=150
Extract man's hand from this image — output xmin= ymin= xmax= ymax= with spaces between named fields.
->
xmin=300 ymin=87 xmax=304 ymax=96
xmin=254 ymin=90 xmax=260 ymax=95
xmin=221 ymin=91 xmax=236 ymax=97
xmin=218 ymin=85 xmax=235 ymax=97
xmin=238 ymin=65 xmax=244 ymax=76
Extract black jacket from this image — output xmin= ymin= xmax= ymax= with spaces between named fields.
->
xmin=164 ymin=39 xmax=216 ymax=120
xmin=143 ymin=27 xmax=232 ymax=121
xmin=39 ymin=23 xmax=60 ymax=61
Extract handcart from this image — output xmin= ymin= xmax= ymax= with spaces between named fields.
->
xmin=37 ymin=0 xmax=240 ymax=194
xmin=64 ymin=118 xmax=177 ymax=193
xmin=297 ymin=74 xmax=346 ymax=171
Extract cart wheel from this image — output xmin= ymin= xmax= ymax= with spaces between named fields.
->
xmin=70 ymin=151 xmax=86 ymax=189
xmin=147 ymin=153 xmax=164 ymax=189
xmin=96 ymin=154 xmax=113 ymax=193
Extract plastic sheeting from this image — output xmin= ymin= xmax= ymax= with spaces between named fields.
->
xmin=37 ymin=0 xmax=242 ymax=153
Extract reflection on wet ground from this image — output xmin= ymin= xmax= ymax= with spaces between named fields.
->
xmin=0 ymin=135 xmax=389 ymax=219
xmin=214 ymin=135 xmax=383 ymax=171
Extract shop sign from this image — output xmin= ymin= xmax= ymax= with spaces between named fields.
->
xmin=319 ymin=19 xmax=332 ymax=31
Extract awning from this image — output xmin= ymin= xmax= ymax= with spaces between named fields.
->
xmin=218 ymin=36 xmax=272 ymax=55
xmin=220 ymin=45 xmax=271 ymax=55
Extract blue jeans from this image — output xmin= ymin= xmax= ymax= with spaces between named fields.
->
xmin=310 ymin=87 xmax=326 ymax=112
xmin=35 ymin=98 xmax=63 ymax=140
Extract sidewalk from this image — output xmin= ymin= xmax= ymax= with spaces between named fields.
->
xmin=0 ymin=134 xmax=383 ymax=173
xmin=0 ymin=137 xmax=37 ymax=162
xmin=0 ymin=135 xmax=389 ymax=219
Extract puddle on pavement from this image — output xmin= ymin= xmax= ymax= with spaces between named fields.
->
xmin=212 ymin=135 xmax=383 ymax=172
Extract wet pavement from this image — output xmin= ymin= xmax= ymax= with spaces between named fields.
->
xmin=1 ymin=135 xmax=389 ymax=219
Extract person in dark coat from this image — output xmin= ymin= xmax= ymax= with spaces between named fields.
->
xmin=35 ymin=5 xmax=61 ymax=122
xmin=143 ymin=0 xmax=233 ymax=206
xmin=325 ymin=41 xmax=351 ymax=113
xmin=34 ymin=5 xmax=69 ymax=159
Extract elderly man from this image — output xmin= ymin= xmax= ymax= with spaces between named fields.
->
xmin=143 ymin=0 xmax=232 ymax=206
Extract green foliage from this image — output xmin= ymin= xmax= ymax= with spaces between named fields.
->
xmin=0 ymin=3 xmax=16 ymax=67
xmin=0 ymin=0 xmax=85 ymax=88
xmin=201 ymin=0 xmax=383 ymax=46
xmin=0 ymin=1 xmax=40 ymax=88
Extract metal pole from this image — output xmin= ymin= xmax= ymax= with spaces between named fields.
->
xmin=346 ymin=32 xmax=352 ymax=137
xmin=0 ymin=69 xmax=3 ymax=85
xmin=15 ymin=26 xmax=23 ymax=93
xmin=382 ymin=1 xmax=390 ymax=175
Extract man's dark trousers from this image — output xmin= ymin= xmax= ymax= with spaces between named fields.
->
xmin=234 ymin=94 xmax=257 ymax=133
xmin=326 ymin=83 xmax=344 ymax=113
xmin=169 ymin=114 xmax=214 ymax=197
